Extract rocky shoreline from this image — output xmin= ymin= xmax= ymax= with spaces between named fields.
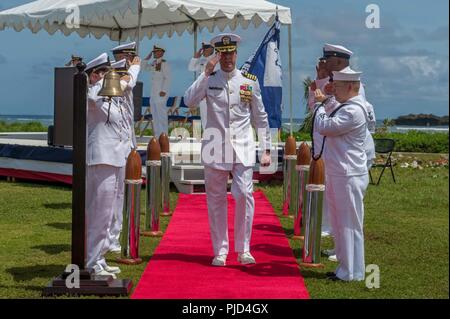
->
xmin=393 ymin=114 xmax=449 ymax=126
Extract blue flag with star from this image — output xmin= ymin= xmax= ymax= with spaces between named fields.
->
xmin=241 ymin=19 xmax=283 ymax=129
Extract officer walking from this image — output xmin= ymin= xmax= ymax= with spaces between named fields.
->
xmin=142 ymin=45 xmax=171 ymax=138
xmin=184 ymin=33 xmax=272 ymax=266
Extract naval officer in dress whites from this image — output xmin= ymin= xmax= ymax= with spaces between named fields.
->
xmin=188 ymin=43 xmax=218 ymax=129
xmin=106 ymin=42 xmax=142 ymax=253
xmin=85 ymin=53 xmax=130 ymax=278
xmin=313 ymin=67 xmax=370 ymax=281
xmin=142 ymin=45 xmax=171 ymax=138
xmin=184 ymin=33 xmax=272 ymax=266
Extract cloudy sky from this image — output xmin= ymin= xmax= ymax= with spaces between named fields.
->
xmin=0 ymin=0 xmax=448 ymax=120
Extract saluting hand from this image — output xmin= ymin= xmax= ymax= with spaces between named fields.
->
xmin=314 ymin=89 xmax=327 ymax=103
xmin=194 ymin=48 xmax=203 ymax=59
xmin=131 ymin=56 xmax=141 ymax=65
xmin=144 ymin=51 xmax=153 ymax=61
xmin=204 ymin=53 xmax=220 ymax=76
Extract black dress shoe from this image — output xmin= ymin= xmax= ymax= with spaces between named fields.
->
xmin=327 ymin=275 xmax=344 ymax=282
xmin=326 ymin=272 xmax=336 ymax=277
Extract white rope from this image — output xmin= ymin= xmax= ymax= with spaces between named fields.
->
xmin=296 ymin=165 xmax=310 ymax=171
xmin=146 ymin=160 xmax=161 ymax=166
xmin=283 ymin=155 xmax=297 ymax=160
xmin=161 ymin=152 xmax=171 ymax=157
xmin=306 ymin=184 xmax=325 ymax=192
xmin=125 ymin=179 xmax=143 ymax=185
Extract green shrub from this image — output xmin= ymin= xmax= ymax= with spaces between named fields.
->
xmin=374 ymin=131 xmax=449 ymax=153
xmin=278 ymin=129 xmax=448 ymax=153
xmin=0 ymin=121 xmax=48 ymax=132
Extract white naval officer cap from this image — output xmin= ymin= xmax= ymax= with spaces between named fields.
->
xmin=111 ymin=59 xmax=127 ymax=69
xmin=152 ymin=44 xmax=165 ymax=52
xmin=111 ymin=42 xmax=137 ymax=55
xmin=332 ymin=66 xmax=362 ymax=82
xmin=85 ymin=52 xmax=110 ymax=73
xmin=323 ymin=43 xmax=353 ymax=59
xmin=210 ymin=33 xmax=241 ymax=52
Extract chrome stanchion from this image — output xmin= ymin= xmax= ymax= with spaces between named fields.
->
xmin=300 ymin=158 xmax=325 ymax=268
xmin=159 ymin=133 xmax=172 ymax=217
xmin=117 ymin=149 xmax=143 ymax=265
xmin=282 ymin=135 xmax=297 ymax=217
xmin=142 ymin=138 xmax=163 ymax=237
xmin=292 ymin=142 xmax=311 ymax=240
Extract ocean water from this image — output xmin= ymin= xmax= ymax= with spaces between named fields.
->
xmin=0 ymin=115 xmax=448 ymax=133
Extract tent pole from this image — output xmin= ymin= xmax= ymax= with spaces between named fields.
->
xmin=136 ymin=0 xmax=143 ymax=55
xmin=194 ymin=22 xmax=198 ymax=80
xmin=288 ymin=24 xmax=293 ymax=135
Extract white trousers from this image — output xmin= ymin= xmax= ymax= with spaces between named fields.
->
xmin=86 ymin=164 xmax=121 ymax=271
xmin=199 ymin=99 xmax=208 ymax=130
xmin=107 ymin=166 xmax=125 ymax=251
xmin=204 ymin=164 xmax=254 ymax=256
xmin=152 ymin=95 xmax=169 ymax=138
xmin=326 ymin=174 xmax=369 ymax=281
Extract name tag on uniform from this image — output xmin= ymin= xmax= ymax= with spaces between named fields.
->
xmin=208 ymin=86 xmax=223 ymax=91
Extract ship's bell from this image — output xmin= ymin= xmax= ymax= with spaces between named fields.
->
xmin=98 ymin=69 xmax=124 ymax=98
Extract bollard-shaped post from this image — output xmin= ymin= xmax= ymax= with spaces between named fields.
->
xmin=282 ymin=135 xmax=297 ymax=217
xmin=142 ymin=138 xmax=163 ymax=237
xmin=292 ymin=142 xmax=311 ymax=240
xmin=159 ymin=133 xmax=172 ymax=217
xmin=117 ymin=149 xmax=143 ymax=265
xmin=300 ymin=158 xmax=325 ymax=268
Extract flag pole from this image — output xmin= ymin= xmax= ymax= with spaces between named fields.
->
xmin=194 ymin=22 xmax=198 ymax=80
xmin=288 ymin=24 xmax=293 ymax=135
xmin=136 ymin=0 xmax=143 ymax=55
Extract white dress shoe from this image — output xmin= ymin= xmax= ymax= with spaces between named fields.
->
xmin=211 ymin=255 xmax=227 ymax=266
xmin=237 ymin=252 xmax=256 ymax=265
xmin=328 ymin=255 xmax=338 ymax=262
xmin=322 ymin=248 xmax=335 ymax=257
xmin=95 ymin=269 xmax=117 ymax=279
xmin=104 ymin=265 xmax=121 ymax=274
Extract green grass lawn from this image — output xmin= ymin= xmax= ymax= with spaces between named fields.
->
xmin=0 ymin=157 xmax=448 ymax=298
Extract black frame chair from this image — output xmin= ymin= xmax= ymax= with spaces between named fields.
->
xmin=369 ymin=138 xmax=396 ymax=185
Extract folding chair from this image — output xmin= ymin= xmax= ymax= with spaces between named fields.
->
xmin=369 ymin=138 xmax=396 ymax=185
xmin=136 ymin=97 xmax=177 ymax=137
xmin=135 ymin=97 xmax=152 ymax=137
xmin=180 ymin=97 xmax=201 ymax=125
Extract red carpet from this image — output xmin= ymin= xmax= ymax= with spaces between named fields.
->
xmin=131 ymin=191 xmax=310 ymax=299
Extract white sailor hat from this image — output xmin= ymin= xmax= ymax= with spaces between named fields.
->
xmin=323 ymin=43 xmax=353 ymax=60
xmin=85 ymin=53 xmax=110 ymax=73
xmin=211 ymin=33 xmax=241 ymax=52
xmin=111 ymin=42 xmax=137 ymax=55
xmin=332 ymin=66 xmax=362 ymax=82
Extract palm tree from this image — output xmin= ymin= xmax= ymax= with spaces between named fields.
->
xmin=299 ymin=77 xmax=313 ymax=133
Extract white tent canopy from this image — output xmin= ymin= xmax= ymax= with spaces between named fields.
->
xmin=0 ymin=0 xmax=291 ymax=41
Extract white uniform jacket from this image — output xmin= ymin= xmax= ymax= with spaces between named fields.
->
xmin=142 ymin=58 xmax=171 ymax=97
xmin=188 ymin=55 xmax=218 ymax=73
xmin=87 ymin=80 xmax=131 ymax=167
xmin=184 ymin=69 xmax=270 ymax=170
xmin=314 ymin=95 xmax=369 ymax=176
xmin=117 ymin=64 xmax=140 ymax=149
xmin=321 ymin=84 xmax=376 ymax=162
